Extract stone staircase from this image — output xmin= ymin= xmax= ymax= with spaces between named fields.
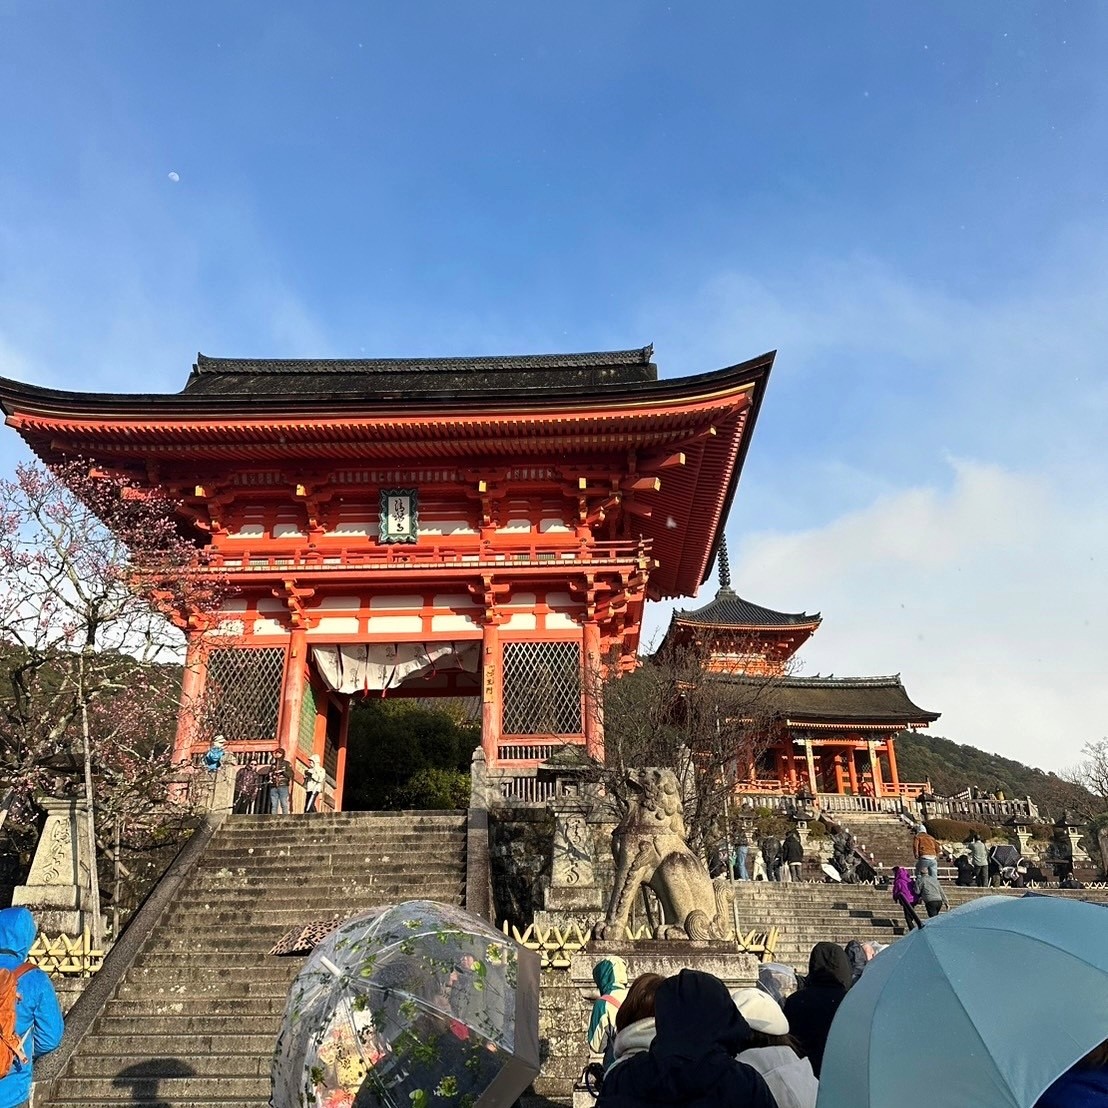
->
xmin=735 ymin=881 xmax=1108 ymax=971
xmin=44 ymin=811 xmax=469 ymax=1108
xmin=819 ymin=810 xmax=918 ymax=872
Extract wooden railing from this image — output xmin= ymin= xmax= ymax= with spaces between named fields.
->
xmin=496 ymin=774 xmax=562 ymax=805
xmin=499 ymin=921 xmax=779 ymax=968
xmin=202 ymin=538 xmax=653 ymax=575
xmin=816 ymin=793 xmax=914 ymax=815
xmin=497 ymin=742 xmax=567 ymax=764
xmin=922 ymin=796 xmax=1039 ymax=822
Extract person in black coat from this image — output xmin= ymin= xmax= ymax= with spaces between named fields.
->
xmin=597 ymin=968 xmax=776 ymax=1108
xmin=782 ymin=941 xmax=852 ymax=1079
xmin=782 ymin=829 xmax=804 ymax=882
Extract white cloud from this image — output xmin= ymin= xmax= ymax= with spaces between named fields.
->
xmin=639 ymin=241 xmax=1108 ymax=773
xmin=712 ymin=459 xmax=1107 ymax=772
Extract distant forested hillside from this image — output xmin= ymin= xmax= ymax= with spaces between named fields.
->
xmin=895 ymin=731 xmax=1100 ymax=817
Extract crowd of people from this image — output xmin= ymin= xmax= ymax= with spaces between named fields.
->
xmin=584 ymin=924 xmax=1108 ymax=1108
xmin=202 ymin=738 xmax=327 ymax=814
xmin=584 ymin=944 xmax=850 ymax=1108
xmin=713 ymin=828 xmax=808 ymax=884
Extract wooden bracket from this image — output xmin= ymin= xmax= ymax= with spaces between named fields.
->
xmin=468 ymin=574 xmax=510 ymax=624
xmin=273 ymin=579 xmax=317 ymax=628
xmin=293 ymin=482 xmax=336 ymax=533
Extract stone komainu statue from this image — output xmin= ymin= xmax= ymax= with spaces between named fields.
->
xmin=596 ymin=767 xmax=733 ymax=941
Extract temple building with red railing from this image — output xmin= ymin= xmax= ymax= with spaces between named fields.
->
xmin=660 ymin=539 xmax=940 ymax=799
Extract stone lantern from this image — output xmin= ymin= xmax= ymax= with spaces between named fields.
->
xmin=1005 ymin=813 xmax=1033 ymax=857
xmin=793 ymin=787 xmax=817 ymax=848
xmin=1055 ymin=810 xmax=1090 ymax=863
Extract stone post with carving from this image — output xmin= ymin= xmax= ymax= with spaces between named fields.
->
xmin=13 ymin=797 xmax=94 ymax=935
xmin=543 ymin=799 xmax=604 ymax=918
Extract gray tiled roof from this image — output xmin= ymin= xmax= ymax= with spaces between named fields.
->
xmin=675 ymin=587 xmax=820 ymax=628
xmin=183 ymin=347 xmax=656 ymax=397
xmin=720 ymin=673 xmax=940 ymax=725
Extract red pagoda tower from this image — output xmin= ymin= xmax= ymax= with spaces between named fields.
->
xmin=1 ymin=347 xmax=772 ymax=809
xmin=661 ymin=539 xmax=939 ymax=798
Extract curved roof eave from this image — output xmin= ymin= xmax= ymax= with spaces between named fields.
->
xmin=0 ymin=350 xmax=775 ymax=421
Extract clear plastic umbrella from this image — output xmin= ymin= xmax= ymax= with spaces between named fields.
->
xmin=272 ymin=900 xmax=540 ymax=1108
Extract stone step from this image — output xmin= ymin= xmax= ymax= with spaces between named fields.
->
xmin=197 ymin=849 xmax=467 ymax=867
xmin=68 ymin=1053 xmax=273 ymax=1078
xmin=102 ymin=995 xmax=288 ymax=1016
xmin=116 ymin=979 xmax=292 ymax=1000
xmin=159 ymin=888 xmax=466 ymax=917
xmin=201 ymin=835 xmax=465 ymax=851
xmin=52 ymin=1076 xmax=267 ymax=1101
xmin=78 ymin=1033 xmax=277 ymax=1056
xmin=177 ymin=883 xmax=466 ymax=904
xmin=132 ymin=950 xmax=289 ymax=968
xmin=124 ymin=963 xmax=300 ymax=985
xmin=95 ymin=1014 xmax=280 ymax=1036
xmin=48 ymin=810 xmax=469 ymax=1108
xmin=184 ymin=875 xmax=465 ymax=894
xmin=50 ymin=1101 xmax=268 ymax=1108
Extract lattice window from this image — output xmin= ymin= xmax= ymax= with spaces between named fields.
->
xmin=205 ymin=647 xmax=285 ymax=742
xmin=501 ymin=641 xmax=581 ymax=735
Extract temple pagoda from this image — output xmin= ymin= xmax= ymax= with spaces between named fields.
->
xmin=660 ymin=541 xmax=940 ymax=798
xmin=0 ymin=346 xmax=772 ymax=809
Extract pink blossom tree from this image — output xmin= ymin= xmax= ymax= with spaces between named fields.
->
xmin=0 ymin=460 xmax=228 ymax=943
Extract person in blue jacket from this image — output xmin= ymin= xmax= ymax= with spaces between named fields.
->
xmin=0 ymin=906 xmax=64 ymax=1108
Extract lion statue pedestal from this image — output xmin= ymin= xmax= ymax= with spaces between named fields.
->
xmin=594 ymin=767 xmax=735 ymax=942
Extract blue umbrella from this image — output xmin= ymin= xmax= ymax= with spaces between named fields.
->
xmin=817 ymin=895 xmax=1108 ymax=1108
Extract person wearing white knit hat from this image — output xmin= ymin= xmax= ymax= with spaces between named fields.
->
xmin=731 ymin=987 xmax=819 ymax=1108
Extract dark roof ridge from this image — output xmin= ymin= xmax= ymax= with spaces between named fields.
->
xmin=781 ymin=674 xmax=905 ymax=688
xmin=192 ymin=345 xmax=655 ymax=376
xmin=674 ymin=591 xmax=820 ymax=627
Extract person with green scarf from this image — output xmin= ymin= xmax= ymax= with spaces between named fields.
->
xmin=588 ymin=956 xmax=630 ymax=1062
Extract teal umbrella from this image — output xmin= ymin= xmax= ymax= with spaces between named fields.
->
xmin=817 ymin=895 xmax=1108 ymax=1108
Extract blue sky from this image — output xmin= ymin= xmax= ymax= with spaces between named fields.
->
xmin=2 ymin=2 xmax=1106 ymax=770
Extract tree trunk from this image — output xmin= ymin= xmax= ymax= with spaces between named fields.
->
xmin=79 ymin=653 xmax=104 ymax=949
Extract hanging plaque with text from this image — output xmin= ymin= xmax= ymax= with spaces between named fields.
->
xmin=378 ymin=488 xmax=419 ymax=544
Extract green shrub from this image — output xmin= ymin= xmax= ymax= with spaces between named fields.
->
xmin=925 ymin=818 xmax=1002 ymax=843
xmin=395 ymin=767 xmax=472 ymax=810
xmin=751 ymin=807 xmax=795 ymax=840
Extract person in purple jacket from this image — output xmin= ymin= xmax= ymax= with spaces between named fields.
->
xmin=891 ymin=866 xmax=924 ymax=932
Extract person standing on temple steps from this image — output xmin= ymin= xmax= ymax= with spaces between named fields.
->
xmin=783 ymin=829 xmax=804 ymax=883
xmin=265 ymin=748 xmax=293 ymax=815
xmin=303 ymin=754 xmax=326 ymax=813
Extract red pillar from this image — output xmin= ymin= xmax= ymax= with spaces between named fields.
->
xmin=833 ymin=754 xmax=845 ymax=794
xmin=173 ymin=629 xmax=206 ymax=766
xmin=481 ymin=621 xmax=501 ymax=766
xmin=277 ymin=629 xmax=307 ymax=753
xmin=785 ymin=746 xmax=798 ymax=791
xmin=886 ymin=735 xmax=901 ymax=793
xmin=582 ymin=620 xmax=604 ymax=761
xmin=868 ymin=739 xmax=884 ymax=797
xmin=334 ymin=697 xmax=350 ymax=812
xmin=847 ymin=749 xmax=859 ymax=793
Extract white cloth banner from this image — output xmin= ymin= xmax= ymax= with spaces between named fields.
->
xmin=311 ymin=642 xmax=480 ymax=694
